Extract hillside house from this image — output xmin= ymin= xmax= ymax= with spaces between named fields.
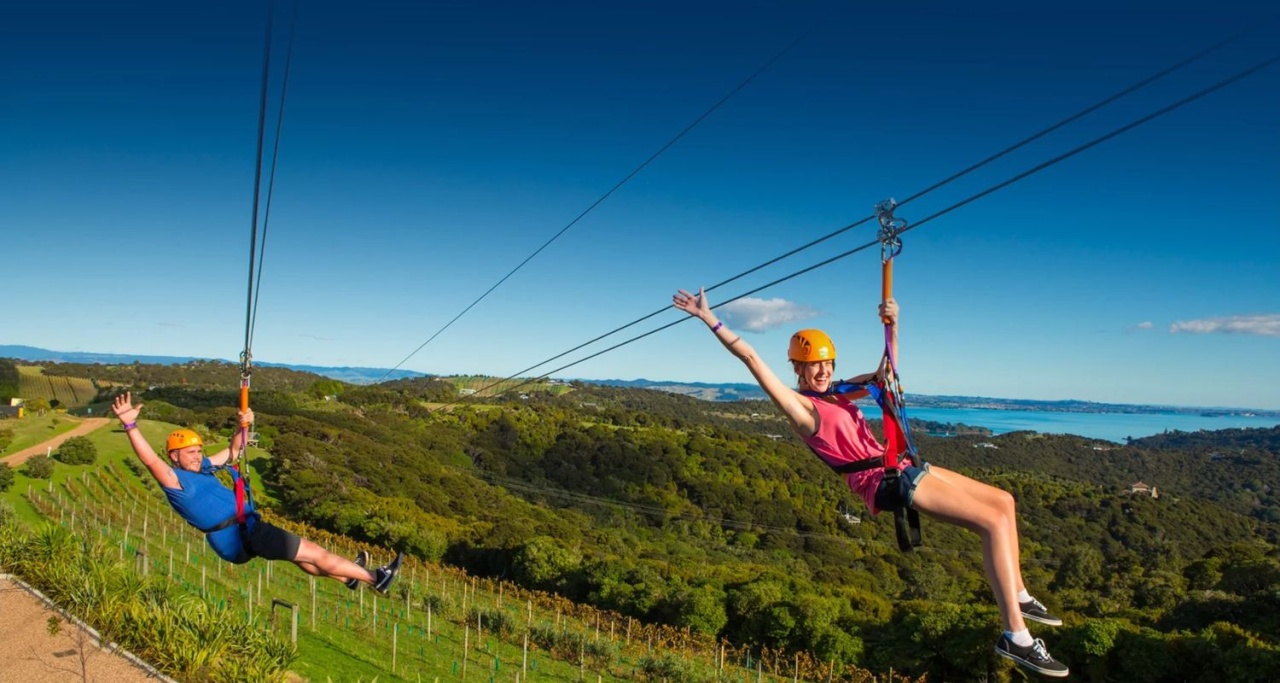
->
xmin=1127 ymin=481 xmax=1159 ymax=498
xmin=0 ymin=398 xmax=22 ymax=419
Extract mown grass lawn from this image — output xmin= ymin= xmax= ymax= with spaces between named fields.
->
xmin=0 ymin=412 xmax=86 ymax=456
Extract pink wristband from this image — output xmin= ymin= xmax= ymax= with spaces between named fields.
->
xmin=711 ymin=322 xmax=723 ymax=333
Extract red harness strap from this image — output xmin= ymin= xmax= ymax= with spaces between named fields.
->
xmin=232 ymin=463 xmax=247 ymax=525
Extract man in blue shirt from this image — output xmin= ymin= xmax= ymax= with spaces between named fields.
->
xmin=112 ymin=392 xmax=401 ymax=592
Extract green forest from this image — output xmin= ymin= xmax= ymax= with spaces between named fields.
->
xmin=5 ymin=358 xmax=1280 ymax=682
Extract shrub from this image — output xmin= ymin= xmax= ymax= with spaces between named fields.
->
xmin=583 ymin=637 xmax=619 ymax=670
xmin=420 ymin=592 xmax=455 ymax=619
xmin=471 ymin=606 xmax=518 ymax=639
xmin=122 ymin=458 xmax=147 ymax=477
xmin=528 ymin=624 xmax=561 ymax=653
xmin=0 ymin=427 xmax=14 ymax=453
xmin=24 ymin=454 xmax=54 ymax=479
xmin=636 ymin=653 xmax=715 ymax=683
xmin=0 ymin=463 xmax=13 ymax=493
xmin=54 ymin=436 xmax=97 ymax=465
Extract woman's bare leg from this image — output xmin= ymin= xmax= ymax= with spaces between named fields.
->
xmin=926 ymin=465 xmax=1026 ymax=594
xmin=910 ymin=468 xmax=1025 ymax=632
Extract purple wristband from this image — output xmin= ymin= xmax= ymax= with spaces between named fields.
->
xmin=711 ymin=321 xmax=723 ymax=333
xmin=122 ymin=422 xmax=138 ymax=431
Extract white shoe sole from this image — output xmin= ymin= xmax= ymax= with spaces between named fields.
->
xmin=995 ymin=646 xmax=1070 ymax=678
xmin=1021 ymin=612 xmax=1064 ymax=626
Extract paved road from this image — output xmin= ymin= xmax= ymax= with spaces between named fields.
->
xmin=1 ymin=418 xmax=111 ymax=467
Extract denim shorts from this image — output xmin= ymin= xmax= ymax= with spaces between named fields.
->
xmin=874 ymin=462 xmax=930 ymax=512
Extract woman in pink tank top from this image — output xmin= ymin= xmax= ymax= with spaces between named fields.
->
xmin=673 ymin=287 xmax=1069 ymax=679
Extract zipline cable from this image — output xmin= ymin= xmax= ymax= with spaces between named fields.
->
xmin=250 ymin=3 xmax=299 ymax=345
xmin=893 ymin=29 xmax=1250 ymax=207
xmin=464 ymin=463 xmax=1047 ymax=562
xmin=243 ymin=4 xmax=275 ymax=361
xmin=464 ymin=31 xmax=1253 ymax=389
xmin=897 ymin=55 xmax=1278 ymax=240
xmin=235 ymin=2 xmax=297 ymax=524
xmin=435 ymin=54 xmax=1277 ymax=410
xmin=476 ymin=468 xmax=875 ymax=541
xmin=375 ymin=30 xmax=812 ymax=383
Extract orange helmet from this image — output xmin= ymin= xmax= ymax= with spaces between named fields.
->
xmin=166 ymin=428 xmax=203 ymax=453
xmin=788 ymin=329 xmax=836 ymax=362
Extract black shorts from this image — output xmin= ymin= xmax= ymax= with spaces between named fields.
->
xmin=245 ymin=519 xmax=302 ymax=562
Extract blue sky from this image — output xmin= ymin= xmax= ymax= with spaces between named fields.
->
xmin=4 ymin=1 xmax=1278 ymax=409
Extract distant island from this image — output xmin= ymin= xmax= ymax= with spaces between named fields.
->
xmin=3 ymin=344 xmax=1278 ymax=419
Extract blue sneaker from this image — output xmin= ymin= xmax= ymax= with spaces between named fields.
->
xmin=345 ymin=549 xmax=370 ymax=590
xmin=373 ymin=551 xmax=404 ymax=594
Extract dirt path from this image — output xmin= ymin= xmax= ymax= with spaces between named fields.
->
xmin=1 ymin=418 xmax=111 ymax=467
xmin=0 ymin=575 xmax=173 ymax=683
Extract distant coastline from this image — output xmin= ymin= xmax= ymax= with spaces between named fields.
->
xmin=4 ymin=344 xmax=1278 ymax=419
xmin=593 ymin=378 xmax=1280 ymax=420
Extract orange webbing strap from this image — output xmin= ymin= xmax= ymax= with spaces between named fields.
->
xmin=881 ymin=258 xmax=894 ymax=325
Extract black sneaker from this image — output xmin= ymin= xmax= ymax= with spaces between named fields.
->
xmin=373 ymin=551 xmax=404 ymax=594
xmin=1020 ymin=597 xmax=1063 ymax=626
xmin=345 ymin=549 xmax=370 ymax=590
xmin=995 ymin=634 xmax=1069 ymax=678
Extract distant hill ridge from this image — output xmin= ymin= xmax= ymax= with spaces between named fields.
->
xmin=3 ymin=344 xmax=1277 ymax=416
xmin=0 ymin=344 xmax=423 ymax=384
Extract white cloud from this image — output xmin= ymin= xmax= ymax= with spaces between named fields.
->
xmin=1136 ymin=321 xmax=1153 ymax=329
xmin=1169 ymin=313 xmax=1280 ymax=337
xmin=718 ymin=297 xmax=819 ymax=332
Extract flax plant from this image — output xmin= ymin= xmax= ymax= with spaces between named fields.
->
xmin=0 ymin=521 xmax=295 ymax=683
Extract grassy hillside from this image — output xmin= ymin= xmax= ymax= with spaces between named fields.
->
xmin=1 ymin=419 xmax=921 ymax=683
xmin=0 ymin=412 xmax=88 ymax=458
xmin=6 ymin=364 xmax=1280 ymax=682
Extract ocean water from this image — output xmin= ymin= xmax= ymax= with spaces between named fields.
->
xmin=903 ymin=407 xmax=1279 ymax=443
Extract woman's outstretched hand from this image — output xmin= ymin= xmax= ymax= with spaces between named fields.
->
xmin=673 ymin=287 xmax=712 ymax=320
